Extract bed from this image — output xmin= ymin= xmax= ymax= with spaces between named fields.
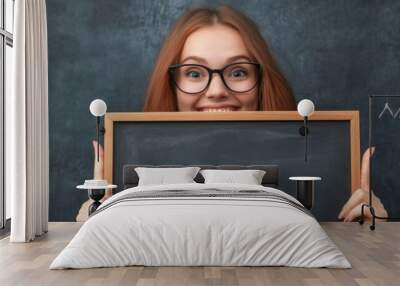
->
xmin=50 ymin=165 xmax=351 ymax=269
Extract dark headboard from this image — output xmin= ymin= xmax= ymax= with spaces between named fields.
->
xmin=123 ymin=164 xmax=279 ymax=189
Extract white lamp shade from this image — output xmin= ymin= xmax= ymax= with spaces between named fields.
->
xmin=297 ymin=99 xmax=315 ymax=117
xmin=89 ymin=99 xmax=107 ymax=117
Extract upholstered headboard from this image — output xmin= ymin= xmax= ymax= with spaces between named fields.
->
xmin=123 ymin=164 xmax=279 ymax=189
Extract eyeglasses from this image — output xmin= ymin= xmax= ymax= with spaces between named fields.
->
xmin=168 ymin=62 xmax=261 ymax=94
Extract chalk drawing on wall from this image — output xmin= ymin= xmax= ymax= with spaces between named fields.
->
xmin=378 ymin=101 xmax=400 ymax=119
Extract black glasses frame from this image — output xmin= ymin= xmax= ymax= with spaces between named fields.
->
xmin=168 ymin=62 xmax=262 ymax=94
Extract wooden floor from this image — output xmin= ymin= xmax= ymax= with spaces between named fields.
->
xmin=0 ymin=222 xmax=399 ymax=286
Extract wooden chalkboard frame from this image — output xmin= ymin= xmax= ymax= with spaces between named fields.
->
xmin=104 ymin=111 xmax=360 ymax=196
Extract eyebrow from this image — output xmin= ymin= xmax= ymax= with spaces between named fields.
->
xmin=181 ymin=55 xmax=252 ymax=65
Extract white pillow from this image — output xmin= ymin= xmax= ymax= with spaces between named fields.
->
xmin=200 ymin=169 xmax=266 ymax=185
xmin=135 ymin=167 xmax=200 ymax=186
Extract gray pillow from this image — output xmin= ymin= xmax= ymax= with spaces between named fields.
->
xmin=135 ymin=167 xmax=200 ymax=186
xmin=200 ymin=169 xmax=266 ymax=185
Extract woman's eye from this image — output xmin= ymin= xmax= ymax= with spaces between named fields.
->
xmin=185 ymin=70 xmax=202 ymax=78
xmin=230 ymin=69 xmax=247 ymax=78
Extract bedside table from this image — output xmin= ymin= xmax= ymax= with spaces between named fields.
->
xmin=289 ymin=176 xmax=321 ymax=210
xmin=77 ymin=180 xmax=117 ymax=215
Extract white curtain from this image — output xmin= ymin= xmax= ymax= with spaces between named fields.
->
xmin=9 ymin=0 xmax=49 ymax=242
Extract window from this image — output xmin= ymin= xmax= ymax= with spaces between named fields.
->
xmin=1 ymin=0 xmax=14 ymax=230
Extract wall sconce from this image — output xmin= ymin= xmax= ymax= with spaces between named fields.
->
xmin=297 ymin=99 xmax=315 ymax=162
xmin=89 ymin=99 xmax=107 ymax=162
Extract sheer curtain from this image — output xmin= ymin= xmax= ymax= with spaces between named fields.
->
xmin=9 ymin=0 xmax=49 ymax=242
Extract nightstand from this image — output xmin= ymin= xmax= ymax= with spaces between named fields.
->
xmin=289 ymin=176 xmax=321 ymax=210
xmin=77 ymin=180 xmax=117 ymax=215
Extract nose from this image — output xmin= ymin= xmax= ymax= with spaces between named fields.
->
xmin=204 ymin=73 xmax=229 ymax=101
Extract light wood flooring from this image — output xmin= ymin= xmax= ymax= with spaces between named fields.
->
xmin=0 ymin=222 xmax=399 ymax=286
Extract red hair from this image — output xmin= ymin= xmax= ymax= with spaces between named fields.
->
xmin=144 ymin=6 xmax=296 ymax=111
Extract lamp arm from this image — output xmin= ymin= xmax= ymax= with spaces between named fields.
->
xmin=305 ymin=116 xmax=308 ymax=162
xmin=96 ymin=116 xmax=100 ymax=162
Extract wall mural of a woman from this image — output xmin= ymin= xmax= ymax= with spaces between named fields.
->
xmin=76 ymin=5 xmax=388 ymax=223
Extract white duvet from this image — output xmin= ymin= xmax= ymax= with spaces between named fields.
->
xmin=50 ymin=183 xmax=351 ymax=269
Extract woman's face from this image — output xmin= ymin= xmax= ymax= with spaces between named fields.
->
xmin=176 ymin=24 xmax=259 ymax=112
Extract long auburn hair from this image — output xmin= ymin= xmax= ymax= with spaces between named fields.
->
xmin=144 ymin=5 xmax=296 ymax=111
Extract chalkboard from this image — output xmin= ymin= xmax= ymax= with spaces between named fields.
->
xmin=110 ymin=118 xmax=352 ymax=221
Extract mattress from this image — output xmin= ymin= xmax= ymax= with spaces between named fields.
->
xmin=50 ymin=183 xmax=351 ymax=269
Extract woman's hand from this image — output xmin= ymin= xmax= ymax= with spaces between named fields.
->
xmin=338 ymin=147 xmax=388 ymax=222
xmin=76 ymin=140 xmax=108 ymax=222
xmin=92 ymin=140 xmax=113 ymax=199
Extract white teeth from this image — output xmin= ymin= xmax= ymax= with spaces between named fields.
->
xmin=201 ymin=108 xmax=235 ymax=112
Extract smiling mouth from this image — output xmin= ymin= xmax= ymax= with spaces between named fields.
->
xmin=197 ymin=107 xmax=239 ymax=112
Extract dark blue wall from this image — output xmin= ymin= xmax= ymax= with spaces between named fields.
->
xmin=47 ymin=0 xmax=400 ymax=221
